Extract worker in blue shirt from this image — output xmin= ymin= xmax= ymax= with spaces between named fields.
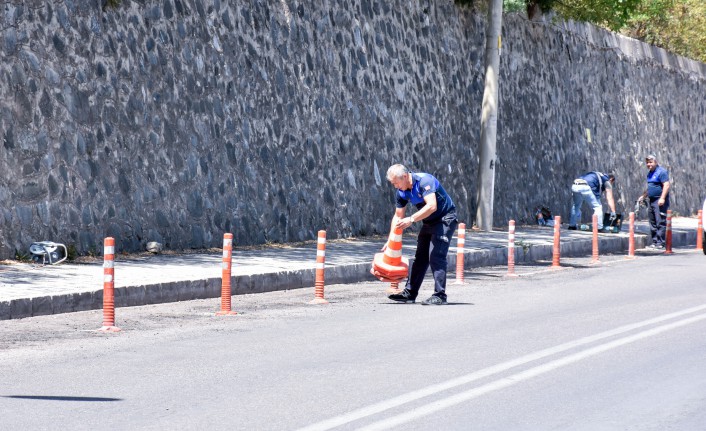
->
xmin=568 ymin=171 xmax=617 ymax=231
xmin=381 ymin=164 xmax=458 ymax=305
xmin=638 ymin=154 xmax=671 ymax=249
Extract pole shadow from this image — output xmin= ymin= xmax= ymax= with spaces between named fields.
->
xmin=3 ymin=395 xmax=123 ymax=402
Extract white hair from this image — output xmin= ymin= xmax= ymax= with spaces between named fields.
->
xmin=386 ymin=164 xmax=409 ymax=181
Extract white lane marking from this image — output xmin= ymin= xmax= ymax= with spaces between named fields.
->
xmin=296 ymin=304 xmax=706 ymax=431
xmin=360 ymin=312 xmax=706 ymax=431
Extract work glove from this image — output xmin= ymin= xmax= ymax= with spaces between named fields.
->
xmin=609 ymin=212 xmax=617 ymax=222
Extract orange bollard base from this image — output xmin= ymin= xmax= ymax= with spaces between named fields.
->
xmin=309 ymin=298 xmax=329 ymax=305
xmin=625 ymin=255 xmax=637 ymax=260
xmin=216 ymin=310 xmax=238 ymax=316
xmin=98 ymin=326 xmax=121 ymax=333
xmin=386 ymin=285 xmax=402 ymax=294
xmin=664 ymin=250 xmax=673 ymax=255
xmin=505 ymin=273 xmax=519 ymax=278
xmin=453 ymin=278 xmax=465 ymax=285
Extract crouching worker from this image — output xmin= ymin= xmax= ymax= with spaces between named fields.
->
xmin=568 ymin=171 xmax=616 ymax=232
xmin=378 ymin=164 xmax=458 ymax=305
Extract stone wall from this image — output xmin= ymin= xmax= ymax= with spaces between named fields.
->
xmin=0 ymin=0 xmax=704 ymax=259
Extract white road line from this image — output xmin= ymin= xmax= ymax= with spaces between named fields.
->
xmin=296 ymin=304 xmax=706 ymax=431
xmin=359 ymin=312 xmax=706 ymax=431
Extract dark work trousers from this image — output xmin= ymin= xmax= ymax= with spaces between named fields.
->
xmin=405 ymin=212 xmax=458 ymax=300
xmin=648 ymin=198 xmax=668 ymax=246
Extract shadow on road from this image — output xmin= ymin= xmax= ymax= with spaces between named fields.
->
xmin=3 ymin=395 xmax=123 ymax=402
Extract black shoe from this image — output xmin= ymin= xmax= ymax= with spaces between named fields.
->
xmin=388 ymin=290 xmax=415 ymax=303
xmin=421 ymin=296 xmax=448 ymax=305
xmin=568 ymin=226 xmax=577 ymax=230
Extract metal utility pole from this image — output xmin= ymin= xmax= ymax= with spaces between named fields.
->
xmin=475 ymin=0 xmax=503 ymax=231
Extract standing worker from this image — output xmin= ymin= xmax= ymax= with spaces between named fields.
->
xmin=381 ymin=164 xmax=458 ymax=305
xmin=568 ymin=171 xmax=617 ymax=232
xmin=637 ymin=154 xmax=671 ymax=249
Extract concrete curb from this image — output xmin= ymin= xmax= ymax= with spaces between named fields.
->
xmin=1 ymin=230 xmax=697 ymax=320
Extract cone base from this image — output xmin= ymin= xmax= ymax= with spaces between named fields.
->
xmin=309 ymin=298 xmax=329 ymax=305
xmin=98 ymin=326 xmax=121 ymax=333
xmin=216 ymin=310 xmax=238 ymax=316
xmin=505 ymin=273 xmax=519 ymax=278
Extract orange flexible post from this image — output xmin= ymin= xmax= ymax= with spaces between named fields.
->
xmin=310 ymin=230 xmax=329 ymax=304
xmin=217 ymin=233 xmax=237 ymax=315
xmin=454 ymin=223 xmax=466 ymax=284
xmin=627 ymin=212 xmax=636 ymax=259
xmin=591 ymin=214 xmax=600 ymax=264
xmin=552 ymin=216 xmax=561 ymax=268
xmin=507 ymin=220 xmax=518 ymax=277
xmin=665 ymin=210 xmax=673 ymax=254
xmin=386 ymin=281 xmax=402 ymax=295
xmin=99 ymin=237 xmax=121 ymax=332
xmin=697 ymin=210 xmax=703 ymax=251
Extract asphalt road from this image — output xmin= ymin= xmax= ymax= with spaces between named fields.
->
xmin=1 ymin=249 xmax=705 ymax=430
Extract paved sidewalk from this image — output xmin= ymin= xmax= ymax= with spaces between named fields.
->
xmin=0 ymin=219 xmax=700 ymax=320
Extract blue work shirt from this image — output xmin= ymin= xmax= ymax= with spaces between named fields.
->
xmin=647 ymin=165 xmax=669 ymax=200
xmin=395 ymin=173 xmax=455 ymax=224
xmin=579 ymin=171 xmax=612 ymax=199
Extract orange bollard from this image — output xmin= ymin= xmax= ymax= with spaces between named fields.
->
xmin=386 ymin=281 xmax=402 ymax=295
xmin=697 ymin=210 xmax=703 ymax=251
xmin=310 ymin=230 xmax=329 ymax=304
xmin=590 ymin=214 xmax=600 ymax=264
xmin=216 ymin=233 xmax=237 ymax=315
xmin=627 ymin=212 xmax=636 ymax=259
xmin=665 ymin=210 xmax=673 ymax=254
xmin=507 ymin=220 xmax=518 ymax=277
xmin=552 ymin=216 xmax=561 ymax=268
xmin=99 ymin=237 xmax=121 ymax=332
xmin=454 ymin=223 xmax=466 ymax=284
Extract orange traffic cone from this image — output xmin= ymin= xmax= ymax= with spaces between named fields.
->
xmin=371 ymin=227 xmax=409 ymax=281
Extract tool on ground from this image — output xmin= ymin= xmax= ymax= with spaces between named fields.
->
xmin=29 ymin=241 xmax=67 ymax=265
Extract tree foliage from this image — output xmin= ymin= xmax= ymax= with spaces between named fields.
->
xmin=454 ymin=0 xmax=706 ymax=63
xmin=551 ymin=0 xmax=643 ymax=30
xmin=623 ymin=0 xmax=706 ymax=63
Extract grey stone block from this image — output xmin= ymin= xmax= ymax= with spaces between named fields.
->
xmin=161 ymin=282 xmax=180 ymax=303
xmin=32 ymin=296 xmax=53 ymax=316
xmin=50 ymin=294 xmax=73 ymax=315
xmin=0 ymin=300 xmax=11 ymax=320
xmin=175 ymin=281 xmax=195 ymax=302
xmin=72 ymin=291 xmax=99 ymax=312
xmin=205 ymin=278 xmax=221 ymax=298
xmin=10 ymin=298 xmax=32 ymax=319
xmin=125 ymin=285 xmax=147 ymax=307
xmin=144 ymin=284 xmax=162 ymax=305
xmin=113 ymin=286 xmax=128 ymax=307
